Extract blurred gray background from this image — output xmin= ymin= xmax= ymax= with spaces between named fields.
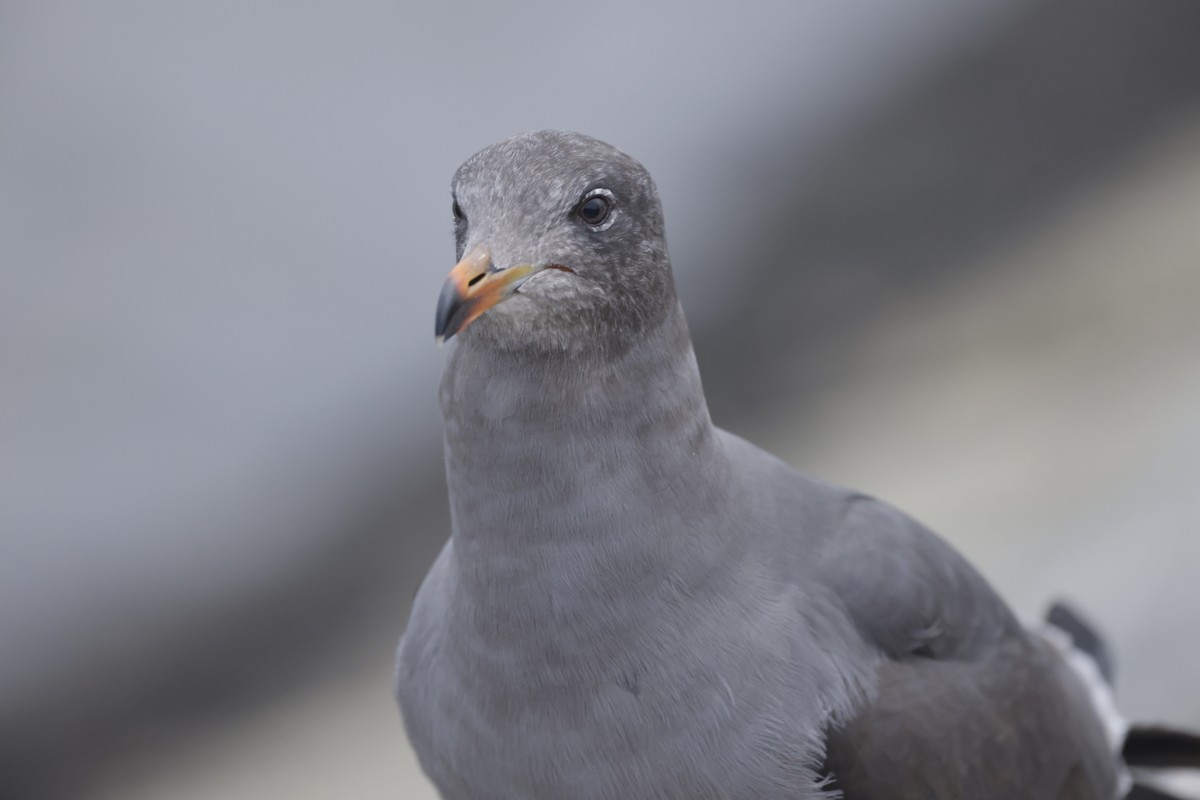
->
xmin=3 ymin=2 xmax=1200 ymax=798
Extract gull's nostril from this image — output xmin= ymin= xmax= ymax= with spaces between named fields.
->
xmin=467 ymin=272 xmax=486 ymax=287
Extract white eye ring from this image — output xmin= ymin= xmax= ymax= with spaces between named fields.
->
xmin=576 ymin=188 xmax=617 ymax=231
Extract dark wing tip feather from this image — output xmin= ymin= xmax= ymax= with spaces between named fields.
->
xmin=1046 ymin=600 xmax=1116 ymax=685
xmin=1127 ymin=782 xmax=1191 ymax=799
xmin=1124 ymin=725 xmax=1200 ymax=770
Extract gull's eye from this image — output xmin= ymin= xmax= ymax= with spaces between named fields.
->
xmin=576 ymin=190 xmax=613 ymax=228
xmin=452 ymin=198 xmax=465 ymax=223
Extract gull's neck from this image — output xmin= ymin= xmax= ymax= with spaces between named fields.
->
xmin=439 ymin=302 xmax=728 ymax=560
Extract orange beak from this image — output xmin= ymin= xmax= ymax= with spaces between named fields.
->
xmin=434 ymin=244 xmax=549 ymax=342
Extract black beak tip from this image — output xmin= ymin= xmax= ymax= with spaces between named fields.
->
xmin=434 ymin=280 xmax=465 ymax=342
xmin=434 ymin=319 xmax=454 ymax=343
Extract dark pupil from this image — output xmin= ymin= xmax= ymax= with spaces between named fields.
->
xmin=452 ymin=200 xmax=464 ymax=221
xmin=581 ymin=196 xmax=609 ymax=224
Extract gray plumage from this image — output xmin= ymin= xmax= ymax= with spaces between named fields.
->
xmin=395 ymin=131 xmax=1122 ymax=799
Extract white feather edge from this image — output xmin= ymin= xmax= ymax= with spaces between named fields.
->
xmin=1036 ymin=622 xmax=1133 ymax=799
xmin=1037 ymin=621 xmax=1200 ymax=800
xmin=1144 ymin=771 xmax=1200 ymax=799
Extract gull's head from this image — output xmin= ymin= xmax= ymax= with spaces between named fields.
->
xmin=434 ymin=131 xmax=674 ymax=356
